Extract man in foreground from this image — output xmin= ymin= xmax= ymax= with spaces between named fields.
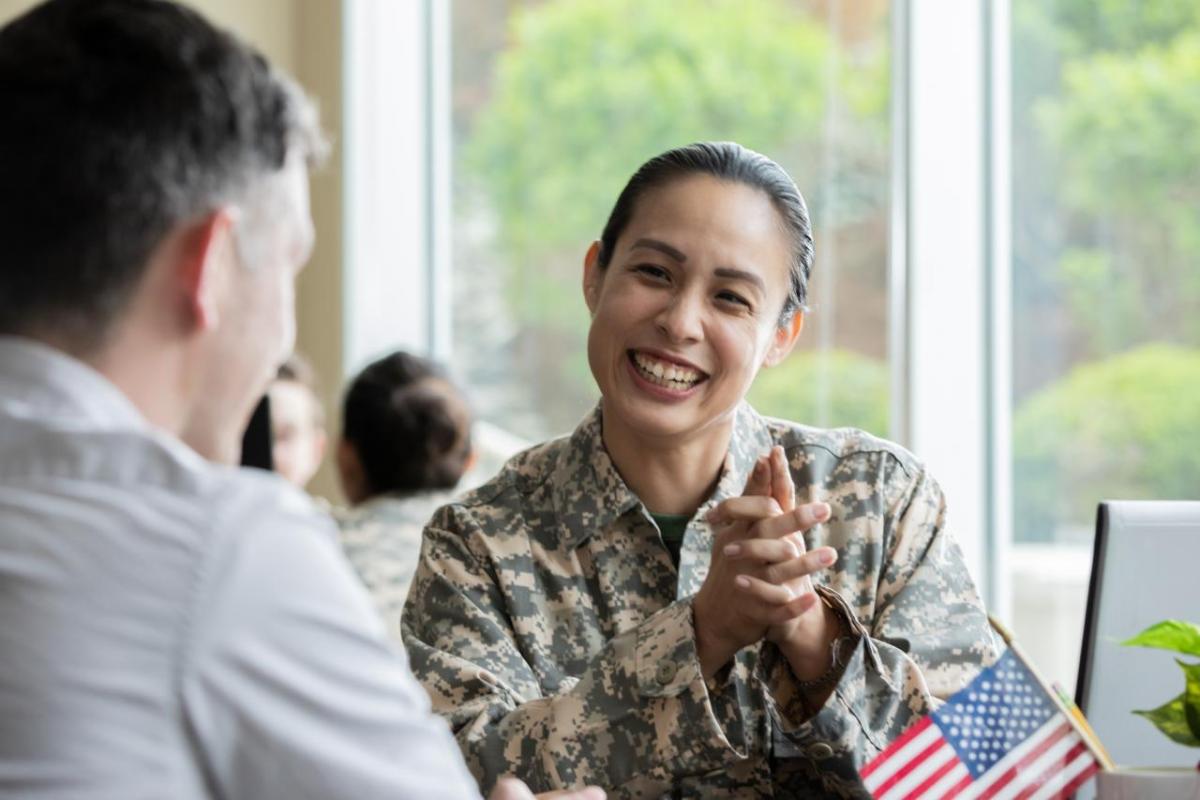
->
xmin=0 ymin=2 xmax=599 ymax=798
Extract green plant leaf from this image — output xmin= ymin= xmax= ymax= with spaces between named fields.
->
xmin=1133 ymin=691 xmax=1200 ymax=747
xmin=1181 ymin=659 xmax=1200 ymax=741
xmin=1121 ymin=620 xmax=1200 ymax=657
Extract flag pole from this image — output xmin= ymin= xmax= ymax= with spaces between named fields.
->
xmin=988 ymin=615 xmax=1115 ymax=772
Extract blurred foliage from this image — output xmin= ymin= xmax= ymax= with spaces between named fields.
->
xmin=1035 ymin=30 xmax=1200 ymax=348
xmin=1021 ymin=0 xmax=1200 ymax=55
xmin=468 ymin=0 xmax=832 ymax=268
xmin=747 ymin=349 xmax=888 ymax=436
xmin=1014 ymin=1 xmax=1200 ymax=363
xmin=1038 ymin=33 xmax=1200 ymax=216
xmin=1013 ymin=345 xmax=1200 ymax=541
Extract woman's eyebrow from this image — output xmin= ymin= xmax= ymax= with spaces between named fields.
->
xmin=631 ymin=237 xmax=687 ymax=262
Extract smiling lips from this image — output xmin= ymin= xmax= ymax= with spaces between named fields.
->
xmin=629 ymin=350 xmax=708 ymax=391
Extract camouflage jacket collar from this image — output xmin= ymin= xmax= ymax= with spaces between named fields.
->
xmin=551 ymin=401 xmax=776 ymax=551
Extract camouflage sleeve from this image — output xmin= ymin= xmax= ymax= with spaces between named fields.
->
xmin=762 ymin=466 xmax=1000 ymax=794
xmin=401 ymin=516 xmax=752 ymax=794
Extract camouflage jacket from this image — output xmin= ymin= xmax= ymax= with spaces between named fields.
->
xmin=401 ymin=403 xmax=999 ymax=798
xmin=336 ymin=491 xmax=452 ymax=643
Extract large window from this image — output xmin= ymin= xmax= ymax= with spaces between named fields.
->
xmin=344 ymin=0 xmax=1196 ymax=692
xmin=448 ymin=0 xmax=893 ymax=445
xmin=1007 ymin=1 xmax=1200 ymax=689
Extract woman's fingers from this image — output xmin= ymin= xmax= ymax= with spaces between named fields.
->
xmin=734 ymin=573 xmax=796 ymax=604
xmin=763 ymin=547 xmax=837 ymax=583
xmin=741 ymin=455 xmax=771 ymax=497
xmin=723 ymin=536 xmax=800 ymax=563
xmin=750 ymin=502 xmax=831 ymax=541
xmin=707 ymin=495 xmax=783 ymax=525
xmin=733 ymin=575 xmax=820 ymax=616
xmin=725 ymin=542 xmax=838 ymax=580
xmin=769 ymin=446 xmax=796 ymax=512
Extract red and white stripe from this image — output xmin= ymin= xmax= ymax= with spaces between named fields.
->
xmin=862 ymin=714 xmax=1099 ymax=800
xmin=861 ymin=718 xmax=971 ymax=800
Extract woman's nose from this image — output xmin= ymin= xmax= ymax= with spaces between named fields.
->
xmin=655 ymin=290 xmax=704 ymax=343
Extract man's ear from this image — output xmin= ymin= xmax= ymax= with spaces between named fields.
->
xmin=178 ymin=208 xmax=238 ymax=334
xmin=582 ymin=240 xmax=604 ymax=315
xmin=763 ymin=310 xmax=805 ymax=367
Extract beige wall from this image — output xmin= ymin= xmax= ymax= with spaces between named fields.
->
xmin=0 ymin=1 xmax=38 ymax=21
xmin=0 ymin=0 xmax=347 ymax=501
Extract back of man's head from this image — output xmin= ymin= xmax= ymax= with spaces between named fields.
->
xmin=0 ymin=0 xmax=321 ymax=348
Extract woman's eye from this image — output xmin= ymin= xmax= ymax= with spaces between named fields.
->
xmin=634 ymin=264 xmax=670 ymax=281
xmin=717 ymin=290 xmax=752 ymax=309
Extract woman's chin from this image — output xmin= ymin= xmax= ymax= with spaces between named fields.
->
xmin=602 ymin=392 xmax=716 ymax=444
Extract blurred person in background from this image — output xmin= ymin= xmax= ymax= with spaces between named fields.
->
xmin=269 ymin=352 xmax=327 ymax=489
xmin=335 ymin=350 xmax=475 ymax=641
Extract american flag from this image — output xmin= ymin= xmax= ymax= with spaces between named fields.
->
xmin=860 ymin=649 xmax=1101 ymax=800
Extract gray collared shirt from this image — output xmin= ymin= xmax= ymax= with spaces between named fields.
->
xmin=0 ymin=337 xmax=480 ymax=799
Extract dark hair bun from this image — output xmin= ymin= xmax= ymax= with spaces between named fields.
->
xmin=342 ymin=351 xmax=472 ymax=496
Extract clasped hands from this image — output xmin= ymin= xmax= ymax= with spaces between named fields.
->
xmin=693 ymin=445 xmax=840 ymax=685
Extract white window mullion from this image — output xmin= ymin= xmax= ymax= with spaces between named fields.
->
xmin=985 ymin=0 xmax=1014 ymax=624
xmin=426 ymin=0 xmax=453 ymax=363
xmin=343 ymin=0 xmax=433 ymax=375
xmin=903 ymin=0 xmax=990 ymax=596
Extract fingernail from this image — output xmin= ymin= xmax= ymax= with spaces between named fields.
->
xmin=815 ymin=503 xmax=831 ymax=522
xmin=735 ymin=575 xmax=751 ymax=588
xmin=723 ymin=543 xmax=741 ymax=557
xmin=786 ymin=541 xmax=800 ymax=559
xmin=818 ymin=548 xmax=837 ymax=566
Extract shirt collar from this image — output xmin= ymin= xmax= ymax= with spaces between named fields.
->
xmin=0 ymin=336 xmax=148 ymax=431
xmin=552 ymin=401 xmax=776 ymax=551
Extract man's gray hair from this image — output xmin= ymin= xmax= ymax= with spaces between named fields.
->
xmin=0 ymin=0 xmax=327 ymax=346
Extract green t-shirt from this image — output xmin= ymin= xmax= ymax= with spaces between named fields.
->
xmin=650 ymin=512 xmax=691 ymax=569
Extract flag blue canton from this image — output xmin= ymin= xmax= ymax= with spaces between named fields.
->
xmin=929 ymin=649 xmax=1055 ymax=779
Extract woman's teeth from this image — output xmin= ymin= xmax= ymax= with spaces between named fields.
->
xmin=632 ymin=352 xmax=703 ymax=390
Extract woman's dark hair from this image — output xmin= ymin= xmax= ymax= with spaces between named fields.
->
xmin=597 ymin=141 xmax=814 ymax=322
xmin=341 ymin=351 xmax=472 ymax=496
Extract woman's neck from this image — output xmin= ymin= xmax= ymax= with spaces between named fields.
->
xmin=599 ymin=405 xmax=733 ymax=516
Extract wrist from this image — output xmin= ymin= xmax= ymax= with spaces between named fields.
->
xmin=692 ymin=595 xmax=741 ymax=679
xmin=779 ymin=601 xmax=840 ymax=681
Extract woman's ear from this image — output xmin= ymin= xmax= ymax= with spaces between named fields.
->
xmin=763 ymin=310 xmax=805 ymax=368
xmin=582 ymin=240 xmax=603 ymax=315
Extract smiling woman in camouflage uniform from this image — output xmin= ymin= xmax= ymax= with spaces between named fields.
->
xmin=402 ymin=142 xmax=999 ymax=798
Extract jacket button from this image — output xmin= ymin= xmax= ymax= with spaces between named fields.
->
xmin=655 ymin=659 xmax=678 ymax=686
xmin=808 ymin=742 xmax=835 ymax=760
